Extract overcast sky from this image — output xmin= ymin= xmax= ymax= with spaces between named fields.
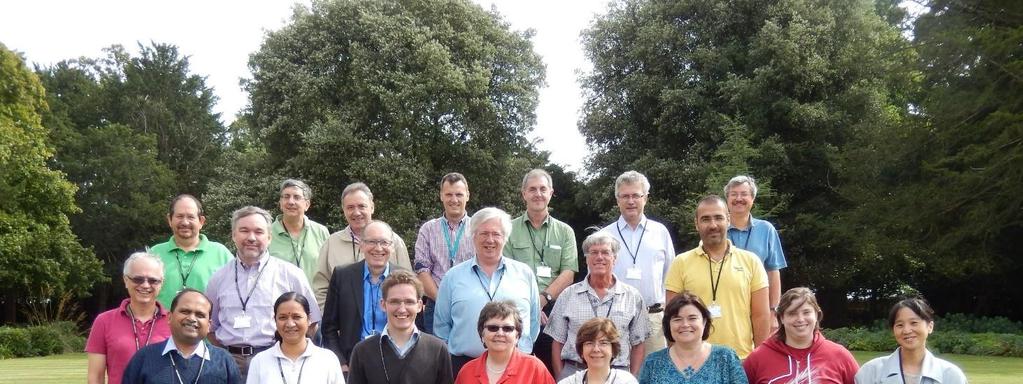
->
xmin=0 ymin=0 xmax=609 ymax=172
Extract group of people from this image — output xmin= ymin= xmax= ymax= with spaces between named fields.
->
xmin=83 ymin=170 xmax=967 ymax=383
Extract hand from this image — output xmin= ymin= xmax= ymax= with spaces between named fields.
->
xmin=540 ymin=310 xmax=549 ymax=325
xmin=342 ymin=364 xmax=349 ymax=372
xmin=540 ymin=296 xmax=549 ymax=309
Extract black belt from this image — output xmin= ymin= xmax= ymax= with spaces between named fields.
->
xmin=648 ymin=303 xmax=663 ymax=313
xmin=227 ymin=344 xmax=271 ymax=356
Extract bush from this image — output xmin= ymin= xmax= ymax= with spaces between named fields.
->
xmin=824 ymin=327 xmax=1023 ymax=357
xmin=0 ymin=322 xmax=85 ymax=359
xmin=937 ymin=313 xmax=1023 ymax=334
xmin=0 ymin=327 xmax=33 ymax=358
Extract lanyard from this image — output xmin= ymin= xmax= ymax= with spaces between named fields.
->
xmin=277 ymin=356 xmax=308 ymax=384
xmin=737 ymin=227 xmax=752 ymax=249
xmin=234 ymin=259 xmax=269 ymax=312
xmin=705 ymin=246 xmax=728 ymax=302
xmin=175 ymin=250 xmax=199 ymax=288
xmin=525 ymin=218 xmax=550 ymax=266
xmin=126 ymin=305 xmax=158 ymax=351
xmin=442 ymin=219 xmax=466 ymax=267
xmin=281 ymin=220 xmax=308 ymax=268
xmin=616 ymin=222 xmax=646 ymax=265
xmin=169 ymin=343 xmax=206 ymax=384
xmin=351 ymin=228 xmax=361 ymax=261
xmin=473 ymin=265 xmax=504 ymax=301
xmin=364 ymin=276 xmax=383 ymax=336
xmin=589 ymin=294 xmax=615 ymax=318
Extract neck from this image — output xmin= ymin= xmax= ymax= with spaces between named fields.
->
xmin=128 ymin=300 xmax=157 ymax=320
xmin=900 ymin=346 xmax=926 ymax=367
xmin=386 ymin=324 xmax=414 ymax=345
xmin=444 ymin=211 xmax=464 ymax=224
xmin=785 ymin=335 xmax=813 ymax=349
xmin=624 ymin=214 xmax=642 ymax=228
xmin=586 ymin=365 xmax=611 ymax=383
xmin=240 ymin=254 xmax=262 ymax=268
xmin=527 ymin=210 xmax=548 ymax=228
xmin=588 ymin=273 xmax=614 ymax=291
xmin=487 ymin=350 xmax=512 ymax=365
xmin=703 ymin=242 xmax=728 ymax=261
xmin=672 ymin=340 xmax=704 ymax=356
xmin=174 ymin=337 xmax=198 ymax=357
xmin=281 ymin=338 xmax=307 ymax=360
xmin=368 ymin=264 xmax=386 ymax=279
xmin=730 ymin=212 xmax=750 ymax=229
xmin=174 ymin=236 xmax=200 ymax=251
xmin=477 ymin=255 xmax=501 ymax=274
xmin=283 ymin=215 xmax=305 ymax=234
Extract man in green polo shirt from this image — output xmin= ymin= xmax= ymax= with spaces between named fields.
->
xmin=268 ymin=179 xmax=330 ymax=283
xmin=503 ymin=168 xmax=578 ymax=371
xmin=151 ymin=194 xmax=234 ymax=308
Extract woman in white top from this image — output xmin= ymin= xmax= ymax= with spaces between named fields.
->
xmin=558 ymin=318 xmax=638 ymax=384
xmin=247 ymin=292 xmax=345 ymax=384
xmin=855 ymin=297 xmax=967 ymax=384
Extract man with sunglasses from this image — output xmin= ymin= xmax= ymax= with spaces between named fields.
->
xmin=87 ymin=252 xmax=172 ymax=384
xmin=322 ymin=220 xmax=409 ymax=378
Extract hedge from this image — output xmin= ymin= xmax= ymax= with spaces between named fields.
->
xmin=0 ymin=322 xmax=84 ymax=359
xmin=824 ymin=327 xmax=1023 ymax=357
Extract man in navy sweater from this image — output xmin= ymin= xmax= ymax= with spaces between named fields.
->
xmin=122 ymin=288 xmax=241 ymax=383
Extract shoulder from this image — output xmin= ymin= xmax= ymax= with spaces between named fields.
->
xmin=502 ymin=257 xmax=534 ymax=273
xmin=549 ymin=217 xmax=573 ymax=231
xmin=612 ymin=369 xmax=639 ymax=384
xmin=929 ymin=353 xmax=968 ymax=382
xmin=750 ymin=217 xmax=780 ymax=232
xmin=644 ymin=219 xmax=670 ymax=233
xmin=857 ymin=352 xmax=894 ymax=378
xmin=208 ymin=260 xmax=235 ymax=281
xmin=203 ymin=238 xmax=233 ymax=254
xmin=711 ymin=344 xmax=741 ymax=360
xmin=418 ymin=333 xmax=448 ymax=348
xmin=351 ymin=335 xmax=381 ymax=354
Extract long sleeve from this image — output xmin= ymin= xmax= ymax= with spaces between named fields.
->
xmin=322 ymin=268 xmax=345 ymax=364
xmin=527 ymin=275 xmax=541 ymax=344
xmin=434 ymin=275 xmax=453 ymax=342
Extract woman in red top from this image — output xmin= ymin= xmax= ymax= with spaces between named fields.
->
xmin=456 ymin=300 xmax=555 ymax=384
xmin=743 ymin=287 xmax=858 ymax=384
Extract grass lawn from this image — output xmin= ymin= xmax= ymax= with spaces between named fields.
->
xmin=0 ymin=351 xmax=1020 ymax=383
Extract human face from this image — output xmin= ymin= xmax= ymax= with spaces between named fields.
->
xmin=279 ymin=186 xmax=310 ymax=220
xmin=616 ymin=182 xmax=647 ymax=223
xmin=586 ymin=243 xmax=616 ymax=278
xmin=381 ymin=283 xmax=421 ymax=333
xmin=695 ymin=200 xmax=729 ymax=247
xmin=440 ymin=181 xmax=470 ymax=220
xmin=669 ymin=304 xmax=706 ymax=346
xmin=167 ymin=198 xmax=205 ymax=241
xmin=232 ymin=214 xmax=271 ymax=263
xmin=581 ymin=333 xmax=614 ymax=369
xmin=342 ymin=191 xmax=375 ymax=232
xmin=521 ymin=176 xmax=553 ymax=214
xmin=275 ymin=300 xmax=309 ymax=345
xmin=360 ymin=222 xmax=393 ymax=270
xmin=781 ymin=299 xmax=818 ymax=347
xmin=892 ymin=307 xmax=933 ymax=352
xmin=124 ymin=258 xmax=164 ymax=306
xmin=170 ymin=292 xmax=211 ymax=346
xmin=473 ymin=219 xmax=506 ymax=262
xmin=482 ymin=315 xmax=519 ymax=353
xmin=726 ymin=183 xmax=755 ymax=217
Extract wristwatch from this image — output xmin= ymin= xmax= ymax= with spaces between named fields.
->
xmin=541 ymin=291 xmax=553 ymax=302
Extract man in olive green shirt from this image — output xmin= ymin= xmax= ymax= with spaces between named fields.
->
xmin=268 ymin=179 xmax=330 ymax=283
xmin=503 ymin=168 xmax=578 ymax=371
xmin=151 ymin=194 xmax=234 ymax=308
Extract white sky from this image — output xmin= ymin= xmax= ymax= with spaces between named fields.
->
xmin=0 ymin=0 xmax=608 ymax=172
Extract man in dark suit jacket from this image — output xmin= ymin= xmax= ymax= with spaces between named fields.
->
xmin=323 ymin=220 xmax=407 ymax=376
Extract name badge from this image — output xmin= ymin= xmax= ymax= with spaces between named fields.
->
xmin=626 ymin=266 xmax=642 ymax=280
xmin=233 ymin=314 xmax=252 ymax=329
xmin=536 ymin=265 xmax=553 ymax=278
xmin=709 ymin=303 xmax=723 ymax=318
xmin=549 ymin=245 xmax=561 ymax=250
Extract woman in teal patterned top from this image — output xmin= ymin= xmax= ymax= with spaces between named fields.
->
xmin=638 ymin=292 xmax=747 ymax=384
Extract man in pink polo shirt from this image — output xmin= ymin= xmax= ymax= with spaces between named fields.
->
xmin=86 ymin=252 xmax=172 ymax=384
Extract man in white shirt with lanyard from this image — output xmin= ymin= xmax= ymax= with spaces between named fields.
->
xmin=602 ymin=170 xmax=675 ymax=355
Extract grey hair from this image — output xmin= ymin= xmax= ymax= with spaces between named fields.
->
xmin=280 ymin=179 xmax=313 ymax=200
xmin=231 ymin=206 xmax=273 ymax=232
xmin=521 ymin=169 xmax=553 ymax=190
xmin=614 ymin=171 xmax=650 ymax=196
xmin=123 ymin=251 xmax=165 ymax=276
xmin=342 ymin=182 xmax=374 ymax=201
xmin=362 ymin=220 xmax=394 ymax=238
xmin=724 ymin=175 xmax=758 ymax=199
xmin=469 ymin=207 xmax=512 ymax=238
xmin=582 ymin=231 xmax=621 ymax=256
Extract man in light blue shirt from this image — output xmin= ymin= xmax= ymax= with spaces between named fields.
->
xmin=434 ymin=207 xmax=541 ymax=377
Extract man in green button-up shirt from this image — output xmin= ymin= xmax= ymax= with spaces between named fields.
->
xmin=268 ymin=179 xmax=330 ymax=284
xmin=151 ymin=194 xmax=234 ymax=308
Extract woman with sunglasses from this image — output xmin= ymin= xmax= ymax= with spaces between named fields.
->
xmin=456 ymin=301 xmax=555 ymax=384
xmin=557 ymin=318 xmax=638 ymax=384
xmin=246 ymin=292 xmax=345 ymax=383
xmin=855 ymin=297 xmax=967 ymax=384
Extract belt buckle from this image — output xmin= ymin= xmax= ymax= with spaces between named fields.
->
xmin=239 ymin=345 xmax=254 ymax=355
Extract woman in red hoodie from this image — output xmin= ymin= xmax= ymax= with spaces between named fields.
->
xmin=743 ymin=287 xmax=858 ymax=384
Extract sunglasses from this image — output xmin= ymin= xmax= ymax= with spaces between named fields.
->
xmin=484 ymin=325 xmax=516 ymax=333
xmin=127 ymin=276 xmax=163 ymax=285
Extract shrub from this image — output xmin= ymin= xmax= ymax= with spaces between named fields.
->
xmin=27 ymin=326 xmax=64 ymax=356
xmin=825 ymin=327 xmax=1023 ymax=357
xmin=0 ymin=327 xmax=33 ymax=358
xmin=937 ymin=313 xmax=1023 ymax=334
xmin=0 ymin=322 xmax=85 ymax=359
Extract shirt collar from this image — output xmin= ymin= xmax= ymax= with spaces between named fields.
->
xmin=442 ymin=213 xmax=469 ymax=228
xmin=470 ymin=256 xmax=506 ymax=271
xmin=238 ymin=251 xmax=271 ymax=270
xmin=727 ymin=214 xmax=757 ymax=231
xmin=695 ymin=240 xmax=736 ymax=261
xmin=581 ymin=275 xmax=624 ymax=298
xmin=382 ymin=326 xmax=420 ymax=346
xmin=363 ymin=262 xmax=391 ymax=281
xmin=162 ymin=338 xmax=210 ymax=360
xmin=615 ymin=215 xmax=647 ymax=230
xmin=883 ymin=348 xmax=945 ymax=381
xmin=118 ymin=298 xmax=167 ymax=319
xmin=169 ymin=234 xmax=208 ymax=252
xmin=273 ymin=215 xmax=309 ymax=236
xmin=270 ymin=339 xmax=316 ymax=359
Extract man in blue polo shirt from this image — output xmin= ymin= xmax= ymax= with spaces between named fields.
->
xmin=724 ymin=175 xmax=787 ymax=331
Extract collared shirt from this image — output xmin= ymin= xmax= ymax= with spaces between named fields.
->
xmin=362 ymin=263 xmax=391 ymax=338
xmin=207 ymin=252 xmax=322 ymax=347
xmin=544 ymin=275 xmax=648 ymax=367
xmin=414 ymin=214 xmax=475 ymax=287
xmin=603 ymin=215 xmax=675 ymax=307
xmin=313 ymin=226 xmax=412 ymax=311
xmin=151 ymin=234 xmax=235 ymax=308
xmin=728 ymin=215 xmax=787 ymax=271
xmin=162 ymin=337 xmax=210 ymax=360
xmin=504 ymin=214 xmax=578 ymax=291
xmin=856 ymin=348 xmax=968 ymax=384
xmin=85 ymin=299 xmax=171 ymax=384
xmin=664 ymin=240 xmax=768 ymax=358
xmin=381 ymin=326 xmax=422 ymax=358
xmin=246 ymin=339 xmax=345 ymax=384
xmin=269 ymin=215 xmax=330 ymax=283
xmin=434 ymin=256 xmax=540 ymax=357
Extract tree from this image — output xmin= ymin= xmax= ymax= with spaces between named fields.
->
xmin=224 ymin=0 xmax=548 ymax=239
xmin=0 ymin=44 xmax=104 ymax=324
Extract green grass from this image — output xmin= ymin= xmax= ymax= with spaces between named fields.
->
xmin=0 ymin=351 xmax=1020 ymax=383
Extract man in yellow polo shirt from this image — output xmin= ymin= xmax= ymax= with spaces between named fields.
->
xmin=664 ymin=195 xmax=770 ymax=359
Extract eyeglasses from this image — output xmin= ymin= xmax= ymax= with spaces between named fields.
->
xmin=617 ymin=193 xmax=646 ymax=201
xmin=363 ymin=239 xmax=394 ymax=248
xmin=484 ymin=324 xmax=516 ymax=334
xmin=727 ymin=192 xmax=752 ymax=199
xmin=127 ymin=276 xmax=163 ymax=285
xmin=582 ymin=340 xmax=613 ymax=348
xmin=385 ymin=299 xmax=419 ymax=307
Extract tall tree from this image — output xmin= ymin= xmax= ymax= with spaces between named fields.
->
xmin=0 ymin=44 xmax=104 ymax=324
